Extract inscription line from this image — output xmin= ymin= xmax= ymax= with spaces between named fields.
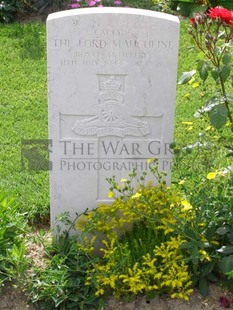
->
xmin=60 ymin=157 xmax=172 ymax=160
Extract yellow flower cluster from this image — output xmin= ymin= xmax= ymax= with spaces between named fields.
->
xmin=90 ymin=235 xmax=192 ymax=300
xmin=199 ymin=249 xmax=211 ymax=262
xmin=76 ymin=183 xmax=192 ymax=241
xmin=76 ymin=183 xmax=194 ymax=300
xmin=153 ymin=236 xmax=193 ymax=300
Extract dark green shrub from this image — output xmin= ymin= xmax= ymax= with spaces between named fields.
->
xmin=32 ymin=0 xmax=68 ymax=14
xmin=0 ymin=0 xmax=32 ymax=23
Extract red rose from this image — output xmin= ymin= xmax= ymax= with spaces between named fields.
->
xmin=207 ymin=7 xmax=233 ymax=25
xmin=190 ymin=17 xmax=195 ymax=25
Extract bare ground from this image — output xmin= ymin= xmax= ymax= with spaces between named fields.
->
xmin=0 ymin=282 xmax=233 ymax=310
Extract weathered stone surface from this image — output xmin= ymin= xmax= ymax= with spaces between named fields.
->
xmin=47 ymin=8 xmax=179 ymax=228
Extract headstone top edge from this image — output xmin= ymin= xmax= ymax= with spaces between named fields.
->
xmin=46 ymin=7 xmax=179 ymax=24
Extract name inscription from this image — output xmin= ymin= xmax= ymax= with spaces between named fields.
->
xmin=53 ymin=38 xmax=173 ymax=50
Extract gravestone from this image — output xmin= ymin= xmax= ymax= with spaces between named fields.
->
xmin=47 ymin=7 xmax=180 ymax=229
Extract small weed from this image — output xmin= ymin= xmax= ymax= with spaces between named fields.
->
xmin=0 ymin=192 xmax=27 ymax=285
xmin=27 ymin=231 xmax=104 ymax=310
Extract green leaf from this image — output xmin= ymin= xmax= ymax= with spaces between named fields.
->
xmin=184 ymin=226 xmax=198 ymax=241
xmin=55 ymin=295 xmax=68 ymax=307
xmin=180 ymin=241 xmax=195 ymax=249
xmin=221 ymin=65 xmax=231 ymax=82
xmin=200 ymin=261 xmax=215 ymax=277
xmin=218 ymin=30 xmax=226 ymax=39
xmin=219 ymin=255 xmax=233 ymax=273
xmin=206 ymin=273 xmax=218 ymax=282
xmin=198 ymin=61 xmax=208 ymax=83
xmin=178 ymin=70 xmax=196 ymax=85
xmin=217 ymin=246 xmax=233 ymax=254
xmin=206 ymin=225 xmax=216 ymax=241
xmin=197 ymin=51 xmax=205 ymax=60
xmin=225 ymin=93 xmax=233 ymax=103
xmin=199 ymin=277 xmax=208 ymax=296
xmin=211 ymin=69 xmax=219 ymax=82
xmin=191 ymin=246 xmax=199 ymax=265
xmin=194 ymin=97 xmax=219 ymax=118
xmin=209 ymin=104 xmax=228 ymax=129
xmin=222 ymin=53 xmax=231 ymax=65
xmin=216 ymin=226 xmax=232 ymax=235
xmin=228 ymin=231 xmax=233 ymax=242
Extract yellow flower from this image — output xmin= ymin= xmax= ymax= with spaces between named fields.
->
xmin=205 ymin=125 xmax=213 ymax=131
xmin=199 ymin=249 xmax=211 ymax=262
xmin=95 ymin=288 xmax=104 ymax=296
xmin=147 ymin=158 xmax=154 ymax=164
xmin=181 ymin=199 xmax=192 ymax=211
xmin=188 ymin=77 xmax=195 ymax=85
xmin=211 ymin=240 xmax=219 ymax=246
xmin=192 ymin=82 xmax=199 ymax=88
xmin=85 ymin=276 xmax=92 ymax=286
xmin=120 ymin=178 xmax=128 ymax=182
xmin=198 ymin=223 xmax=206 ymax=227
xmin=183 ymin=93 xmax=190 ymax=99
xmin=206 ymin=172 xmax=217 ymax=180
xmin=182 ymin=121 xmax=193 ymax=125
xmin=108 ymin=191 xmax=114 ymax=198
xmin=178 ymin=180 xmax=185 ymax=185
xmin=131 ymin=192 xmax=142 ymax=199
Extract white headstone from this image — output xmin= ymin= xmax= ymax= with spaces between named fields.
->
xmin=47 ymin=7 xmax=180 ymax=228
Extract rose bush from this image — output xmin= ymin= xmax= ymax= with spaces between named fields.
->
xmin=179 ymin=6 xmax=233 ymax=130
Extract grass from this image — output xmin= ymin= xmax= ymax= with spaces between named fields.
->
xmin=0 ymin=17 xmax=231 ymax=224
xmin=0 ymin=22 xmax=49 ymax=222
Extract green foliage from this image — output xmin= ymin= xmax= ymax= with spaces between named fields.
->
xmin=124 ymin=0 xmax=158 ymax=10
xmin=27 ymin=233 xmax=104 ymax=310
xmin=0 ymin=0 xmax=17 ymax=22
xmin=172 ymin=134 xmax=233 ymax=294
xmin=151 ymin=0 xmax=175 ymax=13
xmin=175 ymin=14 xmax=233 ymax=295
xmin=0 ymin=0 xmax=32 ymax=23
xmin=32 ymin=0 xmax=68 ymax=14
xmin=0 ymin=192 xmax=27 ymax=284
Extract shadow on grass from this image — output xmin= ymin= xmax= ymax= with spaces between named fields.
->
xmin=9 ymin=23 xmax=46 ymax=60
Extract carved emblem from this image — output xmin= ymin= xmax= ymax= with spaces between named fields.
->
xmin=72 ymin=74 xmax=150 ymax=137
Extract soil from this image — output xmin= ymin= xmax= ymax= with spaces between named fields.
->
xmin=0 ymin=282 xmax=233 ymax=310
